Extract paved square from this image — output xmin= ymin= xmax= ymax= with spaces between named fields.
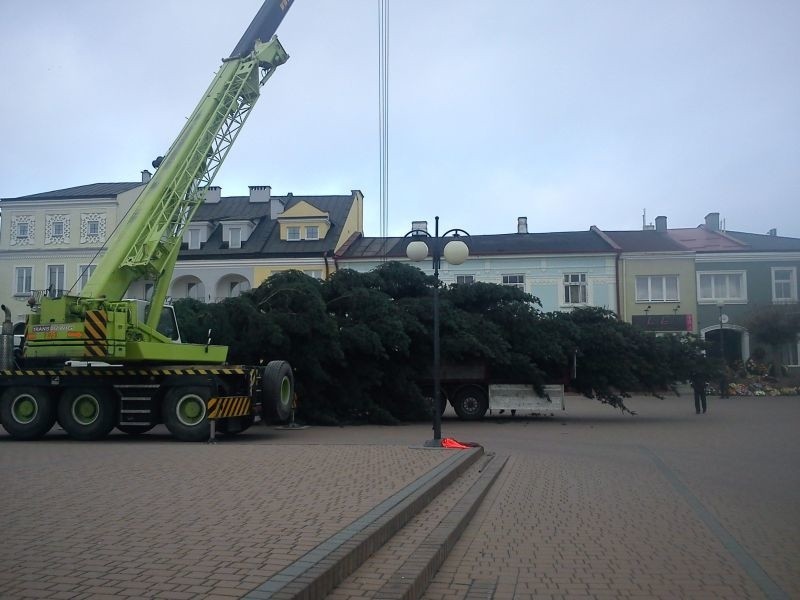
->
xmin=1 ymin=394 xmax=798 ymax=599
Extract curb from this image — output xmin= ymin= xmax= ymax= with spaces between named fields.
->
xmin=242 ymin=447 xmax=484 ymax=600
xmin=373 ymin=453 xmax=507 ymax=600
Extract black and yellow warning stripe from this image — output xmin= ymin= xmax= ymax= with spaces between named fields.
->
xmin=83 ymin=309 xmax=108 ymax=358
xmin=1 ymin=367 xmax=249 ymax=377
xmin=208 ymin=396 xmax=252 ymax=420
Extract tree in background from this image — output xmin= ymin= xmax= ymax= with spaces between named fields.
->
xmin=746 ymin=304 xmax=800 ymax=376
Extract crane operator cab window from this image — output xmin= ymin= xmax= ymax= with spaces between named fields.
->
xmin=155 ymin=307 xmax=181 ymax=342
xmin=127 ymin=299 xmax=182 ymax=342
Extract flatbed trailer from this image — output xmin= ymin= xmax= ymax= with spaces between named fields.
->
xmin=421 ymin=363 xmax=565 ymax=420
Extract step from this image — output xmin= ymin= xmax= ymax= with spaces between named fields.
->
xmin=325 ymin=452 xmax=506 ymax=600
xmin=239 ymin=447 xmax=489 ymax=600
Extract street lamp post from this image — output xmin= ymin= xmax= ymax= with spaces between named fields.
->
xmin=717 ymin=301 xmax=727 ymax=398
xmin=405 ymin=217 xmax=470 ymax=446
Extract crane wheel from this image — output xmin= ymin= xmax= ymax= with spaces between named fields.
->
xmin=163 ymin=386 xmax=211 ymax=442
xmin=260 ymin=361 xmax=294 ymax=423
xmin=57 ymin=387 xmax=117 ymax=441
xmin=0 ymin=387 xmax=57 ymax=440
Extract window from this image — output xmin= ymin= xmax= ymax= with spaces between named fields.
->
xmin=502 ymin=274 xmax=525 ymax=291
xmin=77 ymin=265 xmax=96 ymax=292
xmin=47 ymin=265 xmax=65 ymax=295
xmin=17 ymin=222 xmax=29 ymax=239
xmin=188 ymin=229 xmax=201 ymax=250
xmin=772 ymin=267 xmax=797 ymax=303
xmin=780 ymin=339 xmax=799 ymax=366
xmin=636 ymin=275 xmax=679 ymax=302
xmin=15 ymin=267 xmax=32 ymax=295
xmin=287 ymin=226 xmax=300 ymax=241
xmin=563 ymin=273 xmax=587 ymax=304
xmin=11 ymin=216 xmax=35 ymax=246
xmin=81 ymin=214 xmax=106 ymax=243
xmin=305 ymin=226 xmax=319 ymax=240
xmin=228 ymin=227 xmax=242 ymax=249
xmin=45 ymin=215 xmax=70 ymax=244
xmin=456 ymin=275 xmax=475 ymax=285
xmin=698 ymin=271 xmax=747 ymax=303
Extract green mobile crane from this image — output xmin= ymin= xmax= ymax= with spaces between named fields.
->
xmin=0 ymin=0 xmax=297 ymax=442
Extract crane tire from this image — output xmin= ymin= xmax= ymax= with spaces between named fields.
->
xmin=163 ymin=386 xmax=211 ymax=442
xmin=452 ymin=385 xmax=489 ymax=420
xmin=57 ymin=387 xmax=117 ymax=441
xmin=0 ymin=387 xmax=57 ymax=440
xmin=261 ymin=361 xmax=294 ymax=423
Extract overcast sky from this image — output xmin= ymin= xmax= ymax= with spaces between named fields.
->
xmin=1 ymin=0 xmax=798 ymax=238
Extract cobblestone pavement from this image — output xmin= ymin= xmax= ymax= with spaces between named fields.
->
xmin=420 ymin=395 xmax=800 ymax=600
xmin=0 ymin=437 xmax=449 ymax=600
xmin=2 ymin=394 xmax=798 ymax=599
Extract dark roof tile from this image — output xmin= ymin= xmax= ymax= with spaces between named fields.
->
xmin=339 ymin=230 xmax=614 ymax=259
xmin=2 ymin=182 xmax=144 ymax=201
xmin=179 ymin=193 xmax=357 ymax=259
xmin=603 ymin=230 xmax=689 ymax=252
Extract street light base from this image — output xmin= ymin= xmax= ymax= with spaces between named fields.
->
xmin=423 ymin=438 xmax=443 ymax=448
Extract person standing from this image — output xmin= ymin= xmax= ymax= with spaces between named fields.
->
xmin=691 ymin=373 xmax=707 ymax=414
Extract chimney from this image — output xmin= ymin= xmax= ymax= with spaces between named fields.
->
xmin=411 ymin=220 xmax=428 ymax=233
xmin=704 ymin=212 xmax=720 ymax=231
xmin=655 ymin=215 xmax=667 ymax=231
xmin=249 ymin=185 xmax=271 ymax=203
xmin=768 ymin=228 xmax=777 ymax=236
xmin=517 ymin=217 xmax=528 ymax=234
xmin=141 ymin=169 xmax=152 ymax=183
xmin=204 ymin=186 xmax=221 ymax=204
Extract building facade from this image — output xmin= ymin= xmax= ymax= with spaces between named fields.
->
xmin=0 ymin=178 xmax=148 ymax=324
xmin=2 ymin=180 xmax=363 ymax=323
xmin=337 ymin=221 xmax=618 ymax=313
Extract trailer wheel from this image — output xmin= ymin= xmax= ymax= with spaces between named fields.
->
xmin=421 ymin=386 xmax=448 ymax=417
xmin=57 ymin=388 xmax=117 ymax=441
xmin=261 ymin=361 xmax=294 ymax=423
xmin=163 ymin=386 xmax=210 ymax=442
xmin=117 ymin=424 xmax=155 ymax=436
xmin=0 ymin=387 xmax=56 ymax=440
xmin=452 ymin=385 xmax=488 ymax=420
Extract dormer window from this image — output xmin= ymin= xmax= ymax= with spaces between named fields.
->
xmin=277 ymin=202 xmax=331 ymax=241
xmin=229 ymin=227 xmax=242 ymax=249
xmin=219 ymin=220 xmax=252 ymax=249
xmin=188 ymin=229 xmax=201 ymax=250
